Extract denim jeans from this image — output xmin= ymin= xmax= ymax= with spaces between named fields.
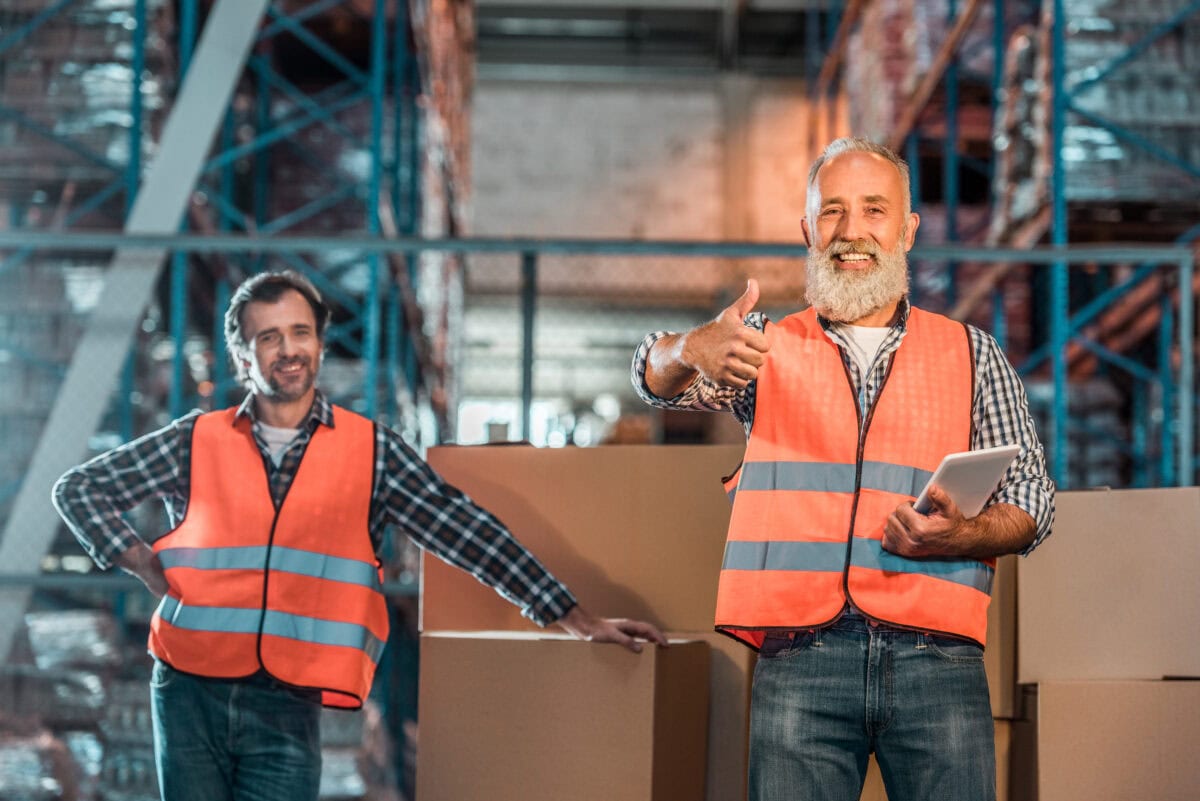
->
xmin=748 ymin=610 xmax=995 ymax=801
xmin=150 ymin=660 xmax=322 ymax=801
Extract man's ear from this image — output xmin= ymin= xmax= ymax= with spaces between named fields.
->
xmin=903 ymin=212 xmax=920 ymax=251
xmin=801 ymin=217 xmax=813 ymax=248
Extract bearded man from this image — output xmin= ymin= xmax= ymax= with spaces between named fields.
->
xmin=54 ymin=269 xmax=666 ymax=801
xmin=632 ymin=137 xmax=1054 ymax=801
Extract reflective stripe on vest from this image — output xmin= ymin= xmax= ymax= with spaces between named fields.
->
xmin=148 ymin=405 xmax=385 ymax=709
xmin=158 ymin=545 xmax=383 ymax=590
xmin=721 ymin=539 xmax=993 ymax=592
xmin=156 ymin=595 xmax=387 ymax=664
xmin=714 ymin=307 xmax=987 ymax=649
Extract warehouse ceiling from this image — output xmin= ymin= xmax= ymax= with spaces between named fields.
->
xmin=475 ymin=0 xmax=827 ymax=76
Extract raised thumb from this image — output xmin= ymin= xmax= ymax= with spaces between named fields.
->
xmin=730 ymin=278 xmax=760 ymax=319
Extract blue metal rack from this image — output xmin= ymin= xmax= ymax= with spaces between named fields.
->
xmin=0 ymin=0 xmax=423 ymax=429
xmin=805 ymin=0 xmax=1200 ymax=488
xmin=2 ymin=228 xmax=1194 ymax=488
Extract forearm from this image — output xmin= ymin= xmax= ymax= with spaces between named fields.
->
xmin=955 ymin=502 xmax=1037 ymax=559
xmin=644 ymin=333 xmax=698 ymax=400
xmin=380 ymin=435 xmax=577 ymax=625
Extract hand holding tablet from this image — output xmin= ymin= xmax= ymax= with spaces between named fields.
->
xmin=912 ymin=444 xmax=1021 ymax=517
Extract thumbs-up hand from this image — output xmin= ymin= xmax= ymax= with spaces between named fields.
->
xmin=679 ymin=279 xmax=771 ymax=389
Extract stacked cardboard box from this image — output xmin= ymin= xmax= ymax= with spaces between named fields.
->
xmin=1014 ymin=488 xmax=1200 ymax=801
xmin=420 ymin=445 xmax=1020 ymax=801
xmin=421 ymin=444 xmax=746 ymax=801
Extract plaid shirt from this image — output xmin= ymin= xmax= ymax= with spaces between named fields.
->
xmin=631 ymin=298 xmax=1055 ymax=554
xmin=52 ymin=391 xmax=576 ymax=627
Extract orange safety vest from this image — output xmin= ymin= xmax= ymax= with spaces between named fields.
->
xmin=148 ymin=405 xmax=388 ymax=709
xmin=715 ymin=306 xmax=994 ymax=649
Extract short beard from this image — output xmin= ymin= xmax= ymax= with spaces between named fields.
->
xmin=804 ymin=237 xmax=910 ymax=323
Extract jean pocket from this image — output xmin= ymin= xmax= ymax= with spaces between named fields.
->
xmin=759 ymin=630 xmax=818 ymax=660
xmin=924 ymin=635 xmax=985 ymax=663
xmin=150 ymin=659 xmax=176 ymax=689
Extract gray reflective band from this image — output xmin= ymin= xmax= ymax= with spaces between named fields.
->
xmin=721 ymin=539 xmax=992 ymax=593
xmin=735 ymin=461 xmax=934 ymax=498
xmin=722 ymin=540 xmax=847 ymax=573
xmin=853 ymin=541 xmax=993 ymax=593
xmin=159 ymin=546 xmax=380 ymax=590
xmin=157 ymin=596 xmax=386 ymax=663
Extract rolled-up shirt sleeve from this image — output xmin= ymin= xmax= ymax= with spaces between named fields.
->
xmin=630 ymin=313 xmax=767 ymax=430
xmin=970 ymin=328 xmax=1056 ymax=554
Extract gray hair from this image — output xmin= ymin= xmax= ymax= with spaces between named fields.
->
xmin=807 ymin=137 xmax=913 ymax=217
xmin=223 ymin=270 xmax=330 ymax=382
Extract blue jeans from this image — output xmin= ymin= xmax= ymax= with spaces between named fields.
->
xmin=748 ymin=611 xmax=995 ymax=801
xmin=150 ymin=660 xmax=322 ymax=801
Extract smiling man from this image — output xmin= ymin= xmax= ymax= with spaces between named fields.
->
xmin=53 ymin=270 xmax=666 ymax=801
xmin=632 ymin=137 xmax=1054 ymax=801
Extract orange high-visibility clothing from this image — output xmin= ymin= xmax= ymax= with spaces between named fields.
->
xmin=148 ymin=406 xmax=387 ymax=709
xmin=715 ymin=306 xmax=993 ymax=649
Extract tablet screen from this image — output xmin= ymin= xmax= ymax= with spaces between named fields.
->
xmin=912 ymin=444 xmax=1021 ymax=517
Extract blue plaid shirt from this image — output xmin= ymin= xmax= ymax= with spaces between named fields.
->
xmin=631 ymin=299 xmax=1055 ymax=554
xmin=52 ymin=391 xmax=576 ymax=626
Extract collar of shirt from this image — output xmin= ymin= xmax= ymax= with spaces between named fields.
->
xmin=231 ymin=389 xmax=336 ymax=433
xmin=813 ymin=296 xmax=910 ymax=356
xmin=814 ymin=296 xmax=911 ymax=336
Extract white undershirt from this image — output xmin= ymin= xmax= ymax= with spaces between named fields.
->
xmin=255 ymin=422 xmax=302 ymax=467
xmin=835 ymin=323 xmax=891 ymax=377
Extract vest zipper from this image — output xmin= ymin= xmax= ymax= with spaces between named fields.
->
xmin=838 ymin=327 xmax=983 ymax=645
xmin=255 ymin=447 xmax=296 ymax=674
xmin=841 ymin=347 xmax=894 ymax=618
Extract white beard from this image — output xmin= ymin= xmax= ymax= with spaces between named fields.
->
xmin=804 ymin=237 xmax=910 ymax=323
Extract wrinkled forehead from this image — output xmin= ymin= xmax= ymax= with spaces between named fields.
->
xmin=807 ymin=151 xmax=907 ymax=211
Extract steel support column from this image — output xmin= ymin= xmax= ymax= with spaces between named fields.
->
xmin=0 ymin=0 xmax=272 ymax=662
xmin=520 ymin=251 xmax=538 ymax=441
xmin=1048 ymin=0 xmax=1069 ymax=486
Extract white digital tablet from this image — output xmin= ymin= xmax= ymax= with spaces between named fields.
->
xmin=912 ymin=444 xmax=1021 ymax=517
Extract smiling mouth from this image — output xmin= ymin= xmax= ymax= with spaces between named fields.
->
xmin=834 ymin=252 xmax=874 ymax=267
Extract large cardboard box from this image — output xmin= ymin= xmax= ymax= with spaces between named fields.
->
xmin=415 ymin=632 xmax=710 ymax=801
xmin=1008 ymin=681 xmax=1200 ymax=801
xmin=423 ymin=444 xmax=744 ymax=633
xmin=860 ymin=720 xmax=1011 ymax=801
xmin=1017 ymin=488 xmax=1200 ymax=683
xmin=986 ymin=555 xmax=1017 ymax=718
xmin=668 ymin=631 xmax=756 ymax=801
xmin=425 ymin=445 xmax=1017 ymax=720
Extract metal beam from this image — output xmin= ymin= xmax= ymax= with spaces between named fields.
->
xmin=0 ymin=230 xmax=1193 ymax=264
xmin=0 ymin=0 xmax=271 ymax=663
xmin=886 ymin=0 xmax=986 ymax=151
xmin=811 ymin=0 xmax=868 ymax=103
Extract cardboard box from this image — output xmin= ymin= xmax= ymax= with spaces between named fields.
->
xmin=668 ymin=631 xmax=756 ymax=801
xmin=425 ymin=445 xmax=1016 ymax=718
xmin=860 ymin=720 xmax=1010 ymax=801
xmin=987 ymin=555 xmax=1017 ymax=718
xmin=1008 ymin=681 xmax=1200 ymax=801
xmin=415 ymin=632 xmax=710 ymax=801
xmin=422 ymin=444 xmax=744 ymax=633
xmin=1017 ymin=488 xmax=1200 ymax=683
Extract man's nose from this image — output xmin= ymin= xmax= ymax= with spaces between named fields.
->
xmin=838 ymin=211 xmax=867 ymax=242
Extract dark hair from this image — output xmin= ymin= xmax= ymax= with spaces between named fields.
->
xmin=223 ymin=270 xmax=330 ymax=382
